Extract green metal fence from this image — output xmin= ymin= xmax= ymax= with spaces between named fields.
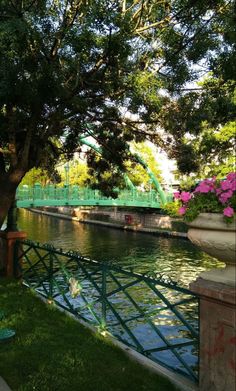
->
xmin=15 ymin=239 xmax=199 ymax=383
xmin=16 ymin=184 xmax=173 ymax=209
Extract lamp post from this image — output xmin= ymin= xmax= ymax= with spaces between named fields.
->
xmin=64 ymin=163 xmax=70 ymax=201
xmin=64 ymin=162 xmax=70 ymax=186
xmin=148 ymin=179 xmax=152 ymax=192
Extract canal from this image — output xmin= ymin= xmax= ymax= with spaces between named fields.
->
xmin=18 ymin=209 xmax=223 ymax=287
xmin=17 ymin=208 xmax=226 ymax=381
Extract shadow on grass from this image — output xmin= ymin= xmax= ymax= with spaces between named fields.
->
xmin=0 ymin=279 xmax=180 ymax=391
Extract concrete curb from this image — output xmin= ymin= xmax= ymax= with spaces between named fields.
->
xmin=0 ymin=377 xmax=11 ymax=391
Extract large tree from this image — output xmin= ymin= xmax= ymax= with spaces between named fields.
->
xmin=0 ymin=0 xmax=234 ymax=228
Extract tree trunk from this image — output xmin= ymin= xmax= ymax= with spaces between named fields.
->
xmin=0 ymin=189 xmax=16 ymax=230
xmin=0 ymin=170 xmax=26 ymax=229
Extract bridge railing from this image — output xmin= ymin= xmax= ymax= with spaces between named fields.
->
xmin=15 ymin=239 xmax=199 ymax=383
xmin=16 ymin=184 xmax=169 ymax=208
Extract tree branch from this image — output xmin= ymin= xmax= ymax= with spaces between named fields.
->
xmin=50 ymin=1 xmax=83 ymax=59
xmin=135 ymin=18 xmax=169 ymax=33
xmin=0 ymin=148 xmax=12 ymax=155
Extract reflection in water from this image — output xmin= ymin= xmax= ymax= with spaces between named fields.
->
xmin=18 ymin=209 xmax=224 ymax=287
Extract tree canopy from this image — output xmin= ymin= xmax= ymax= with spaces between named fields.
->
xmin=0 ymin=0 xmax=235 ymax=227
xmin=158 ymin=76 xmax=236 ymax=178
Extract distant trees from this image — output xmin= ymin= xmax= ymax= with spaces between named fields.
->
xmin=125 ymin=143 xmax=163 ymax=188
xmin=21 ymin=168 xmax=51 ymax=186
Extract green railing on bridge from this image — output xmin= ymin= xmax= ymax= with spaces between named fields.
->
xmin=16 ymin=184 xmax=173 ymax=209
xmin=15 ymin=239 xmax=199 ymax=383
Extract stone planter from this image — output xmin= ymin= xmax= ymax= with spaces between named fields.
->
xmin=187 ymin=213 xmax=236 ymax=286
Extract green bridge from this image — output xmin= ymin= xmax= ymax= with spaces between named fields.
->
xmin=15 ymin=133 xmax=173 ymax=210
xmin=16 ymin=184 xmax=173 ymax=209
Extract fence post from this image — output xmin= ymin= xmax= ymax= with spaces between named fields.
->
xmin=101 ymin=264 xmax=107 ymax=330
xmin=0 ymin=232 xmax=27 ymax=277
xmin=72 ymin=185 xmax=78 ymax=200
xmin=49 ymin=252 xmax=54 ymax=299
xmin=48 ymin=184 xmax=55 ymax=200
xmin=33 ymin=183 xmax=41 ymax=201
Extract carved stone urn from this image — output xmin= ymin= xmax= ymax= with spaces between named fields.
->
xmin=187 ymin=213 xmax=236 ymax=286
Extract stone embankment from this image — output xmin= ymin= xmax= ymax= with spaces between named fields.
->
xmin=29 ymin=206 xmax=188 ymax=238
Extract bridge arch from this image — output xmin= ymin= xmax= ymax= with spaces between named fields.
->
xmin=79 ymin=137 xmax=135 ymax=191
xmin=79 ymin=135 xmax=167 ymax=204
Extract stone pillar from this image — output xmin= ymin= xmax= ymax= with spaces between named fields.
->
xmin=0 ymin=231 xmax=27 ymax=277
xmin=190 ymin=278 xmax=236 ymax=391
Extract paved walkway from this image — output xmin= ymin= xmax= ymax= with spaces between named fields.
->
xmin=0 ymin=377 xmax=11 ymax=391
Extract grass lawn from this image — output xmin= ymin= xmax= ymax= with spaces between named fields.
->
xmin=0 ymin=279 xmax=180 ymax=391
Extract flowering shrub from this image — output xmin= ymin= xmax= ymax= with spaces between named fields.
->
xmin=161 ymin=200 xmax=182 ymax=217
xmin=174 ymin=173 xmax=236 ymax=223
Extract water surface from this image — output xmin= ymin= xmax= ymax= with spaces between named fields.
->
xmin=18 ymin=209 xmax=223 ymax=287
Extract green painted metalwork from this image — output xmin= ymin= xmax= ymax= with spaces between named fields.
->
xmin=79 ymin=137 xmax=136 ymax=191
xmin=133 ymin=153 xmax=167 ymax=204
xmin=16 ymin=184 xmax=171 ymax=209
xmin=79 ymin=133 xmax=167 ymax=202
xmin=15 ymin=134 xmax=172 ymax=209
xmin=15 ymin=239 xmax=199 ymax=382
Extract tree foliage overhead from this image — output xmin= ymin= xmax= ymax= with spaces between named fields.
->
xmin=158 ymin=76 xmax=235 ymax=177
xmin=0 ymin=0 xmax=235 ymax=227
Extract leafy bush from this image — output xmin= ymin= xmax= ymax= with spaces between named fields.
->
xmin=162 ymin=200 xmax=181 ymax=217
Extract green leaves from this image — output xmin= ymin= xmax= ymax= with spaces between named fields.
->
xmin=184 ymin=193 xmax=223 ymax=223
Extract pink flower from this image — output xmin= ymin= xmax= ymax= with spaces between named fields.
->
xmin=180 ymin=191 xmax=191 ymax=203
xmin=195 ymin=178 xmax=216 ymax=194
xmin=230 ymin=180 xmax=236 ymax=191
xmin=195 ymin=183 xmax=212 ymax=193
xmin=221 ymin=180 xmax=233 ymax=191
xmin=226 ymin=172 xmax=236 ymax=181
xmin=178 ymin=206 xmax=187 ymax=215
xmin=173 ymin=191 xmax=180 ymax=199
xmin=223 ymin=206 xmax=234 ymax=218
xmin=219 ymin=190 xmax=233 ymax=204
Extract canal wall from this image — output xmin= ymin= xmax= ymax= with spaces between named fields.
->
xmin=29 ymin=206 xmax=188 ymax=238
